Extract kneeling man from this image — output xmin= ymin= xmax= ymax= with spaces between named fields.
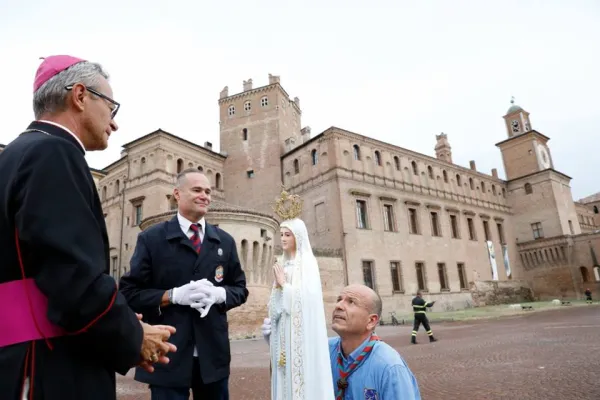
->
xmin=263 ymin=284 xmax=421 ymax=399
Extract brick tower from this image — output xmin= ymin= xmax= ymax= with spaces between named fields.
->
xmin=218 ymin=75 xmax=303 ymax=216
xmin=496 ymin=99 xmax=580 ymax=242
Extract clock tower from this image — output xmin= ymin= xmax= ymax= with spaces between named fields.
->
xmin=496 ymin=99 xmax=554 ymax=181
xmin=496 ymin=99 xmax=581 ymax=241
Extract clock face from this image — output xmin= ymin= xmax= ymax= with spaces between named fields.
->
xmin=511 ymin=120 xmax=520 ymax=133
xmin=537 ymin=144 xmax=551 ymax=169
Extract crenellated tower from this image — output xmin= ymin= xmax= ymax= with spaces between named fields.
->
xmin=218 ymin=74 xmax=304 ymax=215
xmin=435 ymin=132 xmax=453 ymax=163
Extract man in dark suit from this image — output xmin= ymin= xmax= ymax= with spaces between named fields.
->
xmin=120 ymin=169 xmax=249 ymax=400
xmin=0 ymin=55 xmax=176 ymax=400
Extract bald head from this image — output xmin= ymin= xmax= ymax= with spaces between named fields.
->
xmin=332 ymin=284 xmax=382 ymax=337
xmin=343 ymin=284 xmax=382 ymax=319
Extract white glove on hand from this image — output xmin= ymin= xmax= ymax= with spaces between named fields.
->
xmin=172 ymin=280 xmax=205 ymax=306
xmin=261 ymin=317 xmax=271 ymax=344
xmin=189 ymin=279 xmax=226 ymax=318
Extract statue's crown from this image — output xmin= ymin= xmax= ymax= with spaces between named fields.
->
xmin=273 ymin=187 xmax=303 ymax=221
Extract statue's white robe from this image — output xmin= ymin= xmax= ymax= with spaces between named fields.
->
xmin=268 ymin=218 xmax=335 ymax=400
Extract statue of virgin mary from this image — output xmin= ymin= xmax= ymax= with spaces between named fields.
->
xmin=266 ymin=190 xmax=335 ymax=400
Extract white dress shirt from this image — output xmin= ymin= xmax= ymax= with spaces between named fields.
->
xmin=177 ymin=212 xmax=205 ymax=357
xmin=177 ymin=212 xmax=205 ymax=242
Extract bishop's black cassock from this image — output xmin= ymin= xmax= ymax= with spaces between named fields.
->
xmin=0 ymin=121 xmax=144 ymax=400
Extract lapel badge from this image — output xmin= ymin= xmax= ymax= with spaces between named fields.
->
xmin=217 ymin=248 xmax=223 ymax=256
xmin=215 ymin=265 xmax=224 ymax=282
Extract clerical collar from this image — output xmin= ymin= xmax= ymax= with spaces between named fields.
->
xmin=38 ymin=120 xmax=85 ymax=153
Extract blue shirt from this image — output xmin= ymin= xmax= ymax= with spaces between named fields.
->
xmin=329 ymin=335 xmax=421 ymax=400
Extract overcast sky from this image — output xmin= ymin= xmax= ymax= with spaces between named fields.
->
xmin=1 ymin=0 xmax=598 ymax=200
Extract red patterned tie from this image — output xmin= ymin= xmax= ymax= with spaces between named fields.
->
xmin=189 ymin=223 xmax=202 ymax=253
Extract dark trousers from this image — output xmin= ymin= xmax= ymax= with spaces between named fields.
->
xmin=150 ymin=360 xmax=229 ymax=400
xmin=411 ymin=314 xmax=433 ymax=336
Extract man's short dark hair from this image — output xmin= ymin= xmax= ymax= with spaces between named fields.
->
xmin=176 ymin=168 xmax=204 ymax=187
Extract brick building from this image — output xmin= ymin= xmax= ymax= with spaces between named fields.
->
xmin=2 ymin=76 xmax=599 ymax=336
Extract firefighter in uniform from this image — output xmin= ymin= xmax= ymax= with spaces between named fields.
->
xmin=585 ymin=288 xmax=593 ymax=304
xmin=411 ymin=290 xmax=437 ymax=344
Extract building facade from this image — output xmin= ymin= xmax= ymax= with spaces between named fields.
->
xmin=2 ymin=78 xmax=599 ymax=337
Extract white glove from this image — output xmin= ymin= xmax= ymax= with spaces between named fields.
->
xmin=261 ymin=317 xmax=271 ymax=344
xmin=189 ymin=280 xmax=226 ymax=318
xmin=172 ymin=280 xmax=205 ymax=306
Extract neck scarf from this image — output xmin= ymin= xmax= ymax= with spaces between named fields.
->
xmin=336 ymin=334 xmax=381 ymax=400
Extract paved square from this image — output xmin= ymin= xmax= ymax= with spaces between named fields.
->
xmin=118 ymin=306 xmax=600 ymax=399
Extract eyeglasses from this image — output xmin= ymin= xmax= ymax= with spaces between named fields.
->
xmin=65 ymin=84 xmax=120 ymax=119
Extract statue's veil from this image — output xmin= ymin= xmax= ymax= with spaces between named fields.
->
xmin=270 ymin=190 xmax=335 ymax=399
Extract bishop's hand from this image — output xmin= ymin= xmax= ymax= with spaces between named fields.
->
xmin=272 ymin=262 xmax=286 ymax=288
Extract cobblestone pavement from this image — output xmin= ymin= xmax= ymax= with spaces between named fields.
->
xmin=117 ymin=305 xmax=600 ymax=399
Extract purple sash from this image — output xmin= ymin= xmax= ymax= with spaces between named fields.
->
xmin=0 ymin=278 xmax=65 ymax=347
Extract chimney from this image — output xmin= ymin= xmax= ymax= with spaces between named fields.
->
xmin=268 ymin=73 xmax=280 ymax=85
xmin=204 ymin=141 xmax=212 ymax=150
xmin=491 ymin=168 xmax=498 ymax=178
xmin=219 ymin=86 xmax=229 ymax=99
xmin=243 ymin=79 xmax=253 ymax=91
xmin=294 ymin=96 xmax=300 ymax=108
xmin=469 ymin=160 xmax=476 ymax=171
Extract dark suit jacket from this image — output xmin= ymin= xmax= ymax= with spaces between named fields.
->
xmin=119 ymin=216 xmax=248 ymax=387
xmin=0 ymin=121 xmax=144 ymax=400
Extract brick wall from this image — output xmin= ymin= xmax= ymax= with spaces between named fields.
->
xmin=470 ymin=280 xmax=534 ymax=306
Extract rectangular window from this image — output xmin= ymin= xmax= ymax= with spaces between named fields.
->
xmin=356 ymin=200 xmax=368 ymax=229
xmin=531 ymin=222 xmax=544 ymax=239
xmin=496 ymin=223 xmax=505 ymax=244
xmin=568 ymin=220 xmax=574 ymax=234
xmin=408 ymin=208 xmax=419 ymax=234
xmin=134 ymin=205 xmax=143 ymax=226
xmin=362 ymin=261 xmax=374 ymax=289
xmin=111 ymin=256 xmax=118 ymax=277
xmin=390 ymin=261 xmax=403 ymax=292
xmin=430 ymin=212 xmax=440 ymax=236
xmin=383 ymin=204 xmax=394 ymax=232
xmin=437 ymin=263 xmax=449 ymax=290
xmin=450 ymin=214 xmax=459 ymax=239
xmin=467 ymin=217 xmax=476 ymax=240
xmin=415 ymin=262 xmax=427 ymax=291
xmin=457 ymin=262 xmax=467 ymax=289
xmin=315 ymin=202 xmax=326 ymax=233
xmin=483 ymin=220 xmax=490 ymax=241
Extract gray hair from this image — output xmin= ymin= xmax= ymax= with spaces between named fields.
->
xmin=33 ymin=61 xmax=109 ymax=119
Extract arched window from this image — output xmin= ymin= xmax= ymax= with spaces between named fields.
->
xmin=374 ymin=151 xmax=381 ymax=166
xmin=393 ymin=156 xmax=400 ymax=171
xmin=176 ymin=158 xmax=183 ymax=173
xmin=242 ymin=128 xmax=248 ymax=141
xmin=456 ymin=174 xmax=462 ymax=187
xmin=524 ymin=183 xmax=533 ymax=194
xmin=443 ymin=170 xmax=448 ymax=183
xmin=469 ymin=177 xmax=474 ymax=190
xmin=294 ymin=159 xmax=299 ymax=174
xmin=411 ymin=161 xmax=418 ymax=175
xmin=353 ymin=145 xmax=361 ymax=160
xmin=594 ymin=205 xmax=598 ymax=214
xmin=311 ymin=149 xmax=318 ymax=165
xmin=580 ymin=266 xmax=590 ymax=283
xmin=215 ymin=173 xmax=222 ymax=190
xmin=427 ymin=166 xmax=434 ymax=179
